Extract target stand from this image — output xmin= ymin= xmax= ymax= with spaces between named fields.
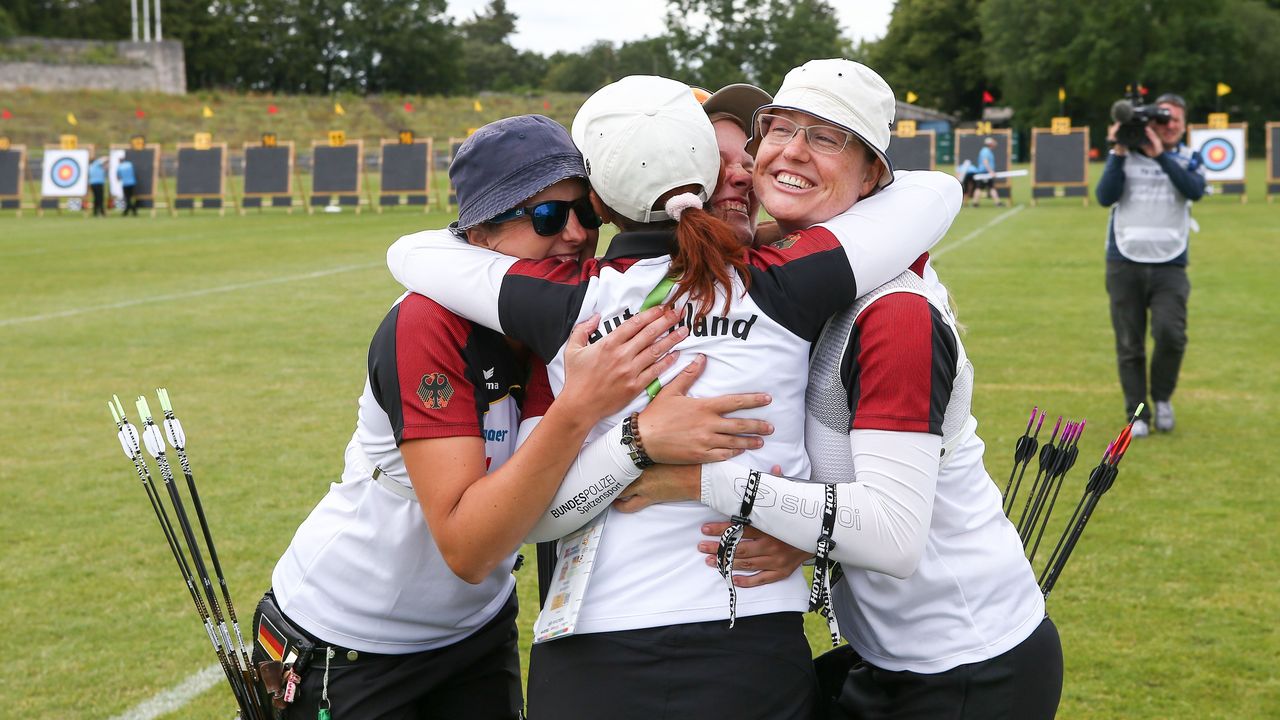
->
xmin=1266 ymin=122 xmax=1280 ymax=203
xmin=0 ymin=139 xmax=26 ymax=216
xmin=38 ymin=142 xmax=95 ymax=216
xmin=1189 ymin=121 xmax=1247 ymax=203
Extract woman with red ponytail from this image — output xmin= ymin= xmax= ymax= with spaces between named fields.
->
xmin=387 ymin=74 xmax=962 ymax=719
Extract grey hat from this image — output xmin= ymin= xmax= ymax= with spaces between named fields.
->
xmin=702 ymin=83 xmax=773 ymax=134
xmin=450 ymin=115 xmax=586 ymax=229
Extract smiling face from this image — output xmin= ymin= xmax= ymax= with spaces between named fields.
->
xmin=752 ymin=109 xmax=883 ymax=234
xmin=1155 ymin=102 xmax=1186 ymax=150
xmin=707 ymin=119 xmax=759 ymax=247
xmin=467 ymin=178 xmax=599 ymax=264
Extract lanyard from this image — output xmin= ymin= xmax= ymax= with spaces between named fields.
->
xmin=637 ymin=276 xmax=677 ymax=399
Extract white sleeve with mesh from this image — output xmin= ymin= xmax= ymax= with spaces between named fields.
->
xmin=387 ymin=228 xmax=518 ymax=332
xmin=699 ymin=429 xmax=940 ymax=579
xmin=817 ymin=170 xmax=962 ymax=298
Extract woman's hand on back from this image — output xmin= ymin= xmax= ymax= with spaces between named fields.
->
xmin=638 ymin=354 xmax=773 ymax=464
xmin=557 ymin=307 xmax=686 ymax=420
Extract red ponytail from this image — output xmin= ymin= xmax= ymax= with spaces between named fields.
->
xmin=668 ymin=207 xmax=750 ymax=322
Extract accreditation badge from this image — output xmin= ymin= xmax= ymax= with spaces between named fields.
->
xmin=532 ymin=514 xmax=607 ymax=643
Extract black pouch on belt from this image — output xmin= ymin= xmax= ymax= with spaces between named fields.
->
xmin=251 ymin=592 xmax=317 ymax=716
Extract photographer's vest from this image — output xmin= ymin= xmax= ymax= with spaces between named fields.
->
xmin=1111 ymin=149 xmax=1195 ymax=263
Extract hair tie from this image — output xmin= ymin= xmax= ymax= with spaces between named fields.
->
xmin=664 ymin=192 xmax=703 ymax=221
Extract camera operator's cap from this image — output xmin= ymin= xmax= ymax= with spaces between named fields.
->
xmin=451 ymin=114 xmax=586 ymax=229
xmin=750 ymin=58 xmax=896 ymax=189
xmin=572 ymin=75 xmax=719 ymax=223
xmin=701 ymin=83 xmax=773 ymax=135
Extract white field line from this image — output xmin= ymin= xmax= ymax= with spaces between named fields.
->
xmin=933 ymin=204 xmax=1024 ymax=259
xmin=107 ymin=662 xmax=222 ymax=720
xmin=0 ymin=261 xmax=380 ymax=328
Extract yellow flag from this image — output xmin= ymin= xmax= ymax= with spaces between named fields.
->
xmin=1058 ymin=87 xmax=1066 ymax=102
xmin=905 ymin=91 xmax=918 ymax=104
xmin=1216 ymin=82 xmax=1231 ymax=97
xmin=473 ymin=100 xmax=483 ymax=112
xmin=334 ymin=102 xmax=345 ymax=116
xmin=202 ymin=106 xmax=214 ymax=118
xmin=66 ymin=112 xmax=78 ymax=126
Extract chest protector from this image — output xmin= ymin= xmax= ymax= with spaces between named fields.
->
xmin=805 ymin=270 xmax=976 ymax=483
xmin=1112 ymin=151 xmax=1193 ymax=263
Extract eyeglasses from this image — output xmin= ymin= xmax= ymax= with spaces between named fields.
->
xmin=488 ymin=197 xmax=603 ymax=236
xmin=756 ymin=113 xmax=854 ymax=155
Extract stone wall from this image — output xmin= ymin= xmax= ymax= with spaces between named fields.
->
xmin=0 ymin=38 xmax=186 ymax=95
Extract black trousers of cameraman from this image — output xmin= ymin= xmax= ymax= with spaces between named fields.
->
xmin=1106 ymin=260 xmax=1190 ymax=421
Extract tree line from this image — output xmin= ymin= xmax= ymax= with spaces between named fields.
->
xmin=3 ymin=0 xmax=1278 ymax=143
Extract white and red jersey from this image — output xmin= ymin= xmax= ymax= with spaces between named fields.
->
xmin=386 ymin=170 xmax=962 ymax=633
xmin=272 ymin=293 xmax=527 ymax=653
xmin=808 ymin=257 xmax=1045 ymax=673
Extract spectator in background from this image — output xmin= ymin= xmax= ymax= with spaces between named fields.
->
xmin=1096 ymin=92 xmax=1204 ymax=437
xmin=970 ymin=136 xmax=1002 ymax=207
xmin=116 ymin=156 xmax=137 ymax=216
xmin=88 ymin=156 xmax=106 ymax=217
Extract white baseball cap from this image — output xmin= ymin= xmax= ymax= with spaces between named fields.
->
xmin=751 ymin=58 xmax=896 ymax=190
xmin=571 ymin=75 xmax=720 ymax=223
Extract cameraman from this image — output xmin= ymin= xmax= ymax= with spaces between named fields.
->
xmin=1096 ymin=93 xmax=1205 ymax=436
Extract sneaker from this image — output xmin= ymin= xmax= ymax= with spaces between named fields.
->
xmin=1130 ymin=419 xmax=1150 ymax=438
xmin=1155 ymin=401 xmax=1175 ymax=432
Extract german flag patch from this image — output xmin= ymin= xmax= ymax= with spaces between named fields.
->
xmin=257 ymin=614 xmax=286 ymax=662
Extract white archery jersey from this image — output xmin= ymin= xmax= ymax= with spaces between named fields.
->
xmin=807 ymin=269 xmax=1045 ymax=673
xmin=386 ymin=170 xmax=963 ymax=633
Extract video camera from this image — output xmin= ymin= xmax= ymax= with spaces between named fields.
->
xmin=1110 ymin=86 xmax=1173 ymax=152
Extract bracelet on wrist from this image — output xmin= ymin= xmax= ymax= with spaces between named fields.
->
xmin=620 ymin=412 xmax=655 ymax=469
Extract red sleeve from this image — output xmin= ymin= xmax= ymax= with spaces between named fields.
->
xmin=848 ymin=293 xmax=956 ymax=436
xmin=522 ymin=363 xmax=554 ymax=420
xmin=394 ymin=295 xmax=482 ymax=442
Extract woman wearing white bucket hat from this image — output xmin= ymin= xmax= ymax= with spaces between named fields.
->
xmin=625 ymin=59 xmax=1063 ymax=719
xmin=387 ymin=74 xmax=961 ymax=718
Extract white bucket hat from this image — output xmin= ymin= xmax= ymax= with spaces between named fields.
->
xmin=750 ymin=58 xmax=896 ymax=190
xmin=571 ymin=75 xmax=720 ymax=223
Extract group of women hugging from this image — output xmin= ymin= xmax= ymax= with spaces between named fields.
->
xmin=252 ymin=59 xmax=1064 ymax=720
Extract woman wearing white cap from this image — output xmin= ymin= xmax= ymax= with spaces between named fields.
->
xmin=624 ymin=60 xmax=1062 ymax=719
xmin=386 ymin=75 xmax=961 ymax=718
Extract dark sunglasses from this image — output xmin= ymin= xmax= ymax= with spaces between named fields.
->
xmin=488 ymin=197 xmax=603 ymax=236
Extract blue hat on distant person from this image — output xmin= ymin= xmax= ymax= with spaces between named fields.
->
xmin=451 ymin=114 xmax=586 ymax=229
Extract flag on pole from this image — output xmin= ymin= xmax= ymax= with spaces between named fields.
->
xmin=202 ymin=106 xmax=214 ymax=118
xmin=1058 ymin=87 xmax=1066 ymax=102
xmin=334 ymin=103 xmax=345 ymax=116
xmin=474 ymin=100 xmax=483 ymax=112
xmin=67 ymin=112 xmax=78 ymax=126
xmin=982 ymin=90 xmax=994 ymax=104
xmin=267 ymin=104 xmax=278 ymax=115
xmin=1 ymin=109 xmax=12 ymax=120
xmin=135 ymin=108 xmax=146 ymax=118
xmin=906 ymin=91 xmax=918 ymax=104
xmin=404 ymin=101 xmax=414 ymax=112
xmin=1216 ymin=82 xmax=1232 ymax=97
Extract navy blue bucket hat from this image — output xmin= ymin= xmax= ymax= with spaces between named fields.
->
xmin=450 ymin=114 xmax=587 ymax=229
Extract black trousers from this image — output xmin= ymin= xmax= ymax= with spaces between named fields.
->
xmin=90 ymin=183 xmax=105 ymax=215
xmin=1105 ymin=260 xmax=1190 ymax=421
xmin=122 ymin=185 xmax=137 ymax=215
xmin=832 ymin=617 xmax=1063 ymax=720
xmin=280 ymin=592 xmax=521 ymax=720
xmin=528 ymin=612 xmax=816 ymax=720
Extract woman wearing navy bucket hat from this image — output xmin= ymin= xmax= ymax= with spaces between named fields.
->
xmin=251 ymin=115 xmax=706 ymax=719
xmin=623 ymin=59 xmax=1064 ymax=720
xmin=387 ymin=74 xmax=961 ymax=718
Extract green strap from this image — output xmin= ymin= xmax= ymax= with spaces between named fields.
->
xmin=638 ymin=276 xmax=677 ymax=398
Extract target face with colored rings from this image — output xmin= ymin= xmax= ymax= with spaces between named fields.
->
xmin=1200 ymin=138 xmax=1235 ymax=172
xmin=50 ymin=157 xmax=83 ymax=188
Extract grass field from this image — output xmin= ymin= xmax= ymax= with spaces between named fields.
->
xmin=2 ymin=163 xmax=1278 ymax=719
